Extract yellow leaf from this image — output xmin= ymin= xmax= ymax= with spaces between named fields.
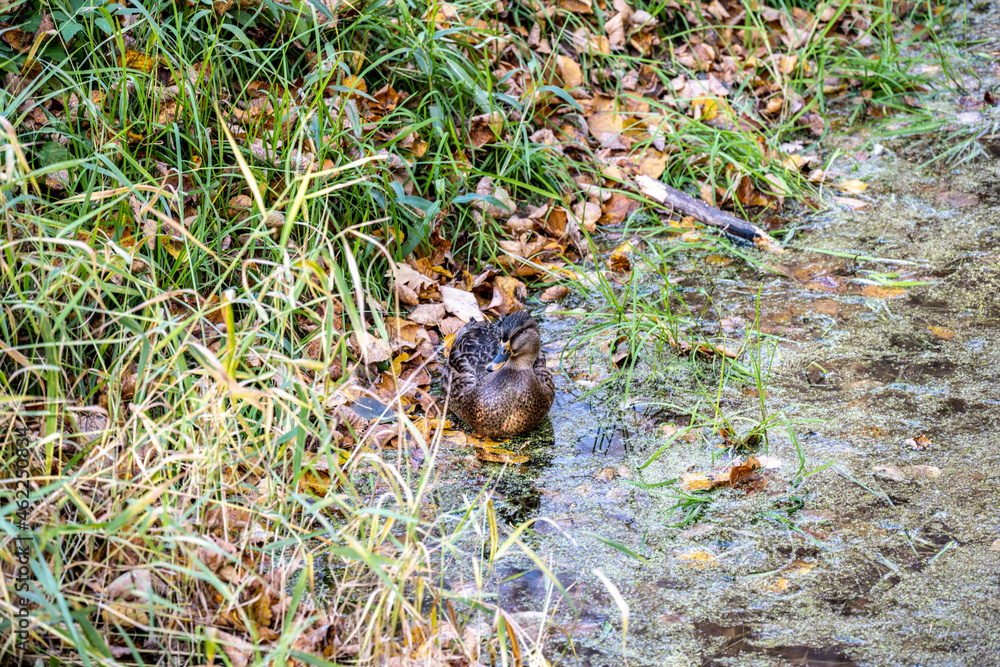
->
xmin=836 ymin=179 xmax=868 ymax=194
xmin=678 ymin=471 xmax=729 ymax=491
xmin=120 ymin=49 xmax=159 ymax=73
xmin=677 ymin=550 xmax=718 ymax=567
xmin=555 ymin=55 xmax=584 ymax=89
xmin=159 ymin=235 xmax=186 ymax=260
xmin=692 ymin=97 xmax=720 ymax=120
xmin=637 ymin=149 xmax=667 ymax=179
xmin=440 ymin=429 xmax=468 ymax=447
xmin=391 ymin=352 xmax=410 ymax=376
xmin=765 ymin=577 xmax=789 ymax=593
xmin=586 ymin=95 xmax=625 ymax=138
xmin=927 ymin=325 xmax=954 ymax=340
xmin=475 ymin=448 xmax=530 ymax=464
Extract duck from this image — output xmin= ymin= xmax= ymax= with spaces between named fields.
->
xmin=442 ymin=310 xmax=555 ymax=439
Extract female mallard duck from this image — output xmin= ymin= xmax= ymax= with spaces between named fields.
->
xmin=442 ymin=310 xmax=555 ymax=439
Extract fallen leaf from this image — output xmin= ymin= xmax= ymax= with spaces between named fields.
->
xmin=600 ymin=194 xmax=638 ymax=225
xmin=439 ymin=317 xmax=466 ymax=336
xmin=388 ymin=262 xmax=437 ymax=293
xmin=756 ymin=456 xmax=781 ymax=469
xmin=679 ymin=471 xmax=730 ymax=491
xmin=594 ymin=467 xmax=617 ymax=483
xmin=729 ymin=456 xmax=760 ymax=487
xmin=440 ymin=286 xmax=485 ymax=323
xmin=539 ymin=285 xmax=569 ymax=301
xmin=409 ymin=303 xmax=446 ymax=326
xmin=44 ymin=169 xmax=71 ymax=191
xmin=554 ymin=55 xmax=584 ymax=89
xmin=572 ymin=200 xmax=601 ymax=233
xmin=466 ymin=433 xmax=530 ymax=463
xmin=558 ymin=0 xmax=594 ymax=13
xmin=862 ymin=284 xmax=905 ymax=299
xmin=935 ymin=191 xmax=978 ymax=208
xmin=486 ymin=276 xmax=527 ymax=316
xmin=676 ymin=550 xmax=717 ymax=567
xmin=606 ymin=253 xmax=631 ymax=274
xmin=904 ymin=434 xmax=932 ymax=450
xmin=872 ymin=464 xmax=942 ymax=481
xmin=637 ymin=149 xmax=668 ymax=179
xmin=475 ymin=176 xmax=515 ymax=219
xmin=704 ymin=255 xmax=733 ymax=267
xmin=586 ymin=95 xmax=624 ymax=139
xmin=927 ymin=325 xmax=955 ymax=340
xmin=120 ymin=49 xmax=159 ymax=73
xmin=468 ymin=111 xmax=504 ymax=148
xmin=834 ymin=196 xmax=868 ymax=210
xmin=349 ymin=331 xmax=392 ymax=363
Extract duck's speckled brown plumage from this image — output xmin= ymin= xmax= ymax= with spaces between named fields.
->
xmin=442 ymin=311 xmax=555 ymax=439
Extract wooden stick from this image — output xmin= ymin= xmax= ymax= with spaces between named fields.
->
xmin=636 ymin=175 xmax=784 ymax=254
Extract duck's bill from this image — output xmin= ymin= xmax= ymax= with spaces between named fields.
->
xmin=486 ymin=345 xmax=511 ymax=371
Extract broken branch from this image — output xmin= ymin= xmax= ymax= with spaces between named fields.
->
xmin=636 ymin=175 xmax=784 ymax=254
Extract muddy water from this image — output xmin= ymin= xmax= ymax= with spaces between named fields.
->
xmin=473 ymin=68 xmax=1000 ymax=667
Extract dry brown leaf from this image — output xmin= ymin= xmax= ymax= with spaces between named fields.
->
xmin=679 ymin=471 xmax=730 ymax=491
xmin=606 ymin=11 xmax=628 ymax=49
xmin=586 ymin=95 xmax=625 ymax=139
xmin=554 ymin=55 xmax=584 ymax=89
xmin=475 ymin=449 xmax=530 ymax=464
xmin=475 ymin=176 xmax=515 ymax=219
xmin=506 ymin=216 xmax=538 ymax=235
xmin=440 ymin=286 xmax=485 ymax=322
xmin=120 ymin=49 xmax=159 ymax=73
xmin=44 ymin=169 xmax=70 ymax=191
xmin=935 ymin=191 xmax=978 ymax=208
xmin=409 ymin=303 xmax=446 ymax=326
xmin=606 ymin=253 xmax=631 ymax=275
xmin=834 ymin=196 xmax=868 ymax=210
xmin=439 ymin=316 xmax=466 ymax=336
xmin=228 ymin=194 xmax=253 ymax=222
xmin=469 ymin=111 xmax=503 ymax=148
xmin=557 ymin=0 xmax=593 ymax=14
xmin=600 ymin=193 xmax=638 ymax=225
xmin=486 ymin=276 xmax=526 ymax=316
xmin=572 ymin=200 xmax=601 ymax=233
xmin=729 ymin=456 xmax=761 ymax=487
xmin=862 ymin=284 xmax=905 ymax=299
xmin=388 ymin=262 xmax=437 ymax=294
xmin=539 ymin=285 xmax=569 ymax=301
xmin=637 ymin=149 xmax=668 ymax=179
xmin=215 ymin=630 xmax=253 ymax=667
xmin=904 ymin=434 xmax=932 ymax=450
xmin=349 ymin=331 xmax=392 ymax=363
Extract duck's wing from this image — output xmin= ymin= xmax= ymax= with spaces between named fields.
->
xmin=442 ymin=320 xmax=500 ymax=398
xmin=533 ymin=348 xmax=556 ymax=403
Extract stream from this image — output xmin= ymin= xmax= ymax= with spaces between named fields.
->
xmin=436 ymin=24 xmax=1000 ymax=667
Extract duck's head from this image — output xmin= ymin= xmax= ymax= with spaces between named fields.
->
xmin=486 ymin=310 xmax=541 ymax=372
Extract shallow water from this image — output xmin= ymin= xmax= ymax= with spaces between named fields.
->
xmin=486 ymin=176 xmax=1000 ymax=666
xmin=441 ymin=24 xmax=1000 ymax=667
